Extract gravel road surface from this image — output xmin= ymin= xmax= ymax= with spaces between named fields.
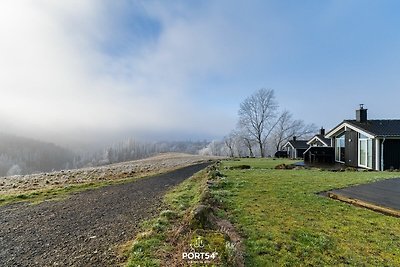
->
xmin=0 ymin=163 xmax=210 ymax=267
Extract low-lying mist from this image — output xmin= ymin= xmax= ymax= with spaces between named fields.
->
xmin=0 ymin=132 xmax=210 ymax=177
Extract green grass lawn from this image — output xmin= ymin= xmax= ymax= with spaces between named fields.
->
xmin=217 ymin=158 xmax=400 ymax=266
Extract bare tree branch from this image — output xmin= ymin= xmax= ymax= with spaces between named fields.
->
xmin=272 ymin=110 xmax=318 ymax=151
xmin=234 ymin=129 xmax=255 ymax=157
xmin=223 ymin=132 xmax=236 ymax=158
xmin=238 ymin=88 xmax=279 ymax=157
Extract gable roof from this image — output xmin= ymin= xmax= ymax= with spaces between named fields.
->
xmin=326 ymin=120 xmax=400 ymax=138
xmin=307 ymin=134 xmax=331 ymax=146
xmin=283 ymin=140 xmax=309 ymax=149
xmin=346 ymin=120 xmax=400 ymax=137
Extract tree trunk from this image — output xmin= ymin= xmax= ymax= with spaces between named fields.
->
xmin=244 ymin=139 xmax=254 ymax=157
xmin=237 ymin=149 xmax=242 ymax=158
xmin=276 ymin=142 xmax=281 ymax=152
xmin=249 ymin=146 xmax=254 ymax=157
xmin=259 ymin=142 xmax=264 ymax=158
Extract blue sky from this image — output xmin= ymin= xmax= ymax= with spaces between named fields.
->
xmin=1 ymin=1 xmax=400 ymax=144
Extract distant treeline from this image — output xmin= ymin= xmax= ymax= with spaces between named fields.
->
xmin=79 ymin=139 xmax=209 ymax=167
xmin=0 ymin=133 xmax=209 ymax=177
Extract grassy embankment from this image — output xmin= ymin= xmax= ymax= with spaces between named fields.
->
xmin=219 ymin=158 xmax=400 ymax=266
xmin=124 ymin=163 xmax=241 ymax=266
xmin=125 ymin=158 xmax=400 ymax=266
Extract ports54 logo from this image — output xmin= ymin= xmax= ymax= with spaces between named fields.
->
xmin=182 ymin=236 xmax=218 ymax=263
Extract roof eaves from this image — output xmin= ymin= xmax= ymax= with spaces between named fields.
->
xmin=326 ymin=120 xmax=377 ymax=138
xmin=307 ymin=135 xmax=329 ymax=146
xmin=375 ymin=134 xmax=400 ymax=138
xmin=283 ymin=141 xmax=295 ymax=149
xmin=344 ymin=120 xmax=377 ymax=137
xmin=325 ymin=120 xmax=346 ymax=138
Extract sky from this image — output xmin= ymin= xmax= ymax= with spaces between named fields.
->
xmin=1 ymin=0 xmax=400 ymax=146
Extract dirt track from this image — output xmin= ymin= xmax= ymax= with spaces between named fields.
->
xmin=0 ymin=163 xmax=210 ymax=267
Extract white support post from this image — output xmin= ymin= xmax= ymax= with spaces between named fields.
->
xmin=375 ymin=139 xmax=380 ymax=171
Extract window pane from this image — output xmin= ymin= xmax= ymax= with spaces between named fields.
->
xmin=367 ymin=139 xmax=373 ymax=168
xmin=335 ymin=145 xmax=339 ymax=161
xmin=360 ymin=140 xmax=366 ymax=166
xmin=335 ymin=134 xmax=345 ymax=162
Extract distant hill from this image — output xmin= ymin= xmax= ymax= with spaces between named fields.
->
xmin=0 ymin=133 xmax=211 ymax=177
xmin=0 ymin=133 xmax=75 ymax=177
xmin=85 ymin=139 xmax=210 ymax=166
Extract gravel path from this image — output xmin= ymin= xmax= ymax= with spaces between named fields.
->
xmin=0 ymin=163 xmax=210 ymax=267
xmin=0 ymin=153 xmax=217 ymax=194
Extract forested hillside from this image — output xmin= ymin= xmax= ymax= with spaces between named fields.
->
xmin=0 ymin=133 xmax=75 ymax=176
xmin=0 ymin=133 xmax=209 ymax=177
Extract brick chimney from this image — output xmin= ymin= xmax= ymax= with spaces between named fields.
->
xmin=293 ymin=136 xmax=297 ymax=141
xmin=320 ymin=127 xmax=325 ymax=136
xmin=356 ymin=104 xmax=368 ymax=123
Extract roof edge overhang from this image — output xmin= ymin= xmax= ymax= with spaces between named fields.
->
xmin=306 ymin=136 xmax=330 ymax=146
xmin=282 ymin=141 xmax=295 ymax=149
xmin=326 ymin=121 xmax=375 ymax=139
xmin=375 ymin=135 xmax=400 ymax=139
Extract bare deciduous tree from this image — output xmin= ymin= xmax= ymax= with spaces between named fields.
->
xmin=198 ymin=140 xmax=225 ymax=156
xmin=223 ymin=133 xmax=236 ymax=158
xmin=235 ymin=129 xmax=255 ymax=157
xmin=272 ymin=110 xmax=317 ymax=151
xmin=238 ymin=88 xmax=279 ymax=157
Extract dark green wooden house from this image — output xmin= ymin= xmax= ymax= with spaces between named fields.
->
xmin=326 ymin=105 xmax=400 ymax=171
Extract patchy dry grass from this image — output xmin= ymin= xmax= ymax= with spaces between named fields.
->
xmin=219 ymin=158 xmax=400 ymax=266
xmin=124 ymin=164 xmax=241 ymax=267
xmin=124 ymin=169 xmax=209 ymax=266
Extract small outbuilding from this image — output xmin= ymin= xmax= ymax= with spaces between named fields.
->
xmin=282 ymin=137 xmax=309 ymax=159
xmin=303 ymin=128 xmax=335 ymax=164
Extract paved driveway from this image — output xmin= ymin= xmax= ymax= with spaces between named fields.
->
xmin=329 ymin=178 xmax=400 ymax=210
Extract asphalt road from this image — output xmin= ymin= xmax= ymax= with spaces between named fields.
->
xmin=0 ymin=162 xmax=210 ymax=267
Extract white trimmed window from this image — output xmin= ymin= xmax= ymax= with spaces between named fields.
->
xmin=358 ymin=133 xmax=372 ymax=168
xmin=335 ymin=133 xmax=345 ymax=162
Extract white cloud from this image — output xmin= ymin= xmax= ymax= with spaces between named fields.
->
xmin=0 ymin=2 xmax=185 ymax=142
xmin=0 ymin=1 xmax=282 ymax=145
xmin=0 ymin=2 xmax=105 ymax=132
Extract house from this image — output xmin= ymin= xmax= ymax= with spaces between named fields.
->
xmin=303 ymin=128 xmax=335 ymax=164
xmin=326 ymin=105 xmax=400 ymax=171
xmin=282 ymin=136 xmax=309 ymax=159
xmin=307 ymin=128 xmax=331 ymax=147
